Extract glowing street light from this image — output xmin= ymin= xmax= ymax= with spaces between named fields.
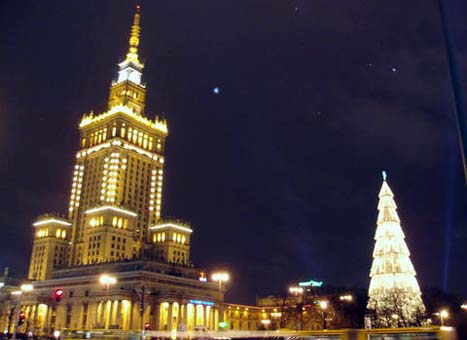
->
xmin=289 ymin=286 xmax=305 ymax=330
xmin=437 ymin=309 xmax=449 ymax=326
xmin=461 ymin=304 xmax=467 ymax=311
xmin=319 ymin=300 xmax=329 ymax=330
xmin=10 ymin=283 xmax=34 ymax=340
xmin=211 ymin=272 xmax=230 ymax=325
xmin=99 ymin=274 xmax=117 ymax=291
xmin=20 ymin=284 xmax=33 ymax=292
xmin=319 ymin=300 xmax=328 ymax=310
xmin=339 ymin=294 xmax=353 ymax=302
xmin=289 ymin=286 xmax=304 ymax=295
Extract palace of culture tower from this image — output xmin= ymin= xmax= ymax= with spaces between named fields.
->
xmin=29 ymin=5 xmax=173 ymax=278
xmin=0 ymin=7 xmax=224 ymax=335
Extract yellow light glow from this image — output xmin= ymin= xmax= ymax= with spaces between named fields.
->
xmin=33 ymin=219 xmax=71 ymax=227
xmin=80 ymin=105 xmax=168 ymax=133
xmin=20 ymin=284 xmax=33 ymax=292
xmin=289 ymin=286 xmax=304 ymax=295
xmin=99 ymin=274 xmax=117 ymax=286
xmin=319 ymin=300 xmax=328 ymax=310
xmin=211 ymin=272 xmax=229 ymax=282
xmin=150 ymin=223 xmax=193 ymax=233
xmin=85 ymin=206 xmax=137 ymax=217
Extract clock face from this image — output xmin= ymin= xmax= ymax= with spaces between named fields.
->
xmin=118 ymin=67 xmax=141 ymax=85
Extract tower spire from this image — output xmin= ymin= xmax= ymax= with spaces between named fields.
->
xmin=125 ymin=4 xmax=142 ymax=65
xmin=110 ymin=5 xmax=146 ymax=113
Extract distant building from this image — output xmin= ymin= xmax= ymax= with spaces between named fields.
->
xmin=1 ymin=7 xmax=222 ymax=336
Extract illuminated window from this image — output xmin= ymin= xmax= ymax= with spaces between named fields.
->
xmin=118 ymin=218 xmax=123 ymax=228
xmin=56 ymin=229 xmax=61 ymax=238
xmin=112 ymin=216 xmax=117 ymax=227
xmin=173 ymin=233 xmax=177 ymax=242
xmin=61 ymin=230 xmax=66 ymax=238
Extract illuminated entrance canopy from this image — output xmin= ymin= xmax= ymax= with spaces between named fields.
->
xmin=298 ymin=279 xmax=323 ymax=288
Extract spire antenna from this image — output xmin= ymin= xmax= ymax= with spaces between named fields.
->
xmin=125 ymin=4 xmax=142 ymax=65
xmin=382 ymin=170 xmax=387 ymax=181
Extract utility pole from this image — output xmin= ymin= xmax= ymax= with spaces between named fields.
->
xmin=139 ymin=285 xmax=146 ymax=340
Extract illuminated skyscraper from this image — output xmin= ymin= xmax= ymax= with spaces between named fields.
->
xmin=27 ymin=6 xmax=195 ymax=279
xmin=367 ymin=172 xmax=426 ymax=327
xmin=9 ymin=7 xmax=224 ymax=335
xmin=66 ymin=6 xmax=168 ymax=266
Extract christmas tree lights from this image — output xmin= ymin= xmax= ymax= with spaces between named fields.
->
xmin=367 ymin=172 xmax=426 ymax=327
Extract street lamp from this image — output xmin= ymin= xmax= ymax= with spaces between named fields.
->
xmin=461 ymin=304 xmax=467 ymax=311
xmin=339 ymin=294 xmax=353 ymax=302
xmin=99 ymin=274 xmax=117 ymax=292
xmin=439 ymin=309 xmax=449 ymax=326
xmin=10 ymin=284 xmax=34 ymax=340
xmin=289 ymin=286 xmax=304 ymax=295
xmin=211 ymin=272 xmax=229 ymax=326
xmin=338 ymin=294 xmax=354 ymax=327
xmin=289 ymin=286 xmax=304 ymax=330
xmin=319 ymin=300 xmax=328 ymax=330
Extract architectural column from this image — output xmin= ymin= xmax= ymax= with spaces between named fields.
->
xmin=115 ymin=300 xmax=122 ymax=328
xmin=111 ymin=300 xmax=118 ymax=326
xmin=129 ymin=301 xmax=134 ymax=330
xmin=32 ymin=304 xmax=38 ymax=334
xmin=96 ymin=301 xmax=102 ymax=328
xmin=167 ymin=303 xmax=173 ymax=331
xmin=45 ymin=305 xmax=51 ymax=334
xmin=183 ymin=304 xmax=188 ymax=328
xmin=193 ymin=304 xmax=197 ymax=328
xmin=153 ymin=302 xmax=160 ymax=331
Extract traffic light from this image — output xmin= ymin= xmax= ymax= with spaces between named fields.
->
xmin=54 ymin=288 xmax=64 ymax=302
xmin=18 ymin=311 xmax=25 ymax=326
xmin=144 ymin=323 xmax=150 ymax=331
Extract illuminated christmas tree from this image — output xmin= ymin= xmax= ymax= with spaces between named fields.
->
xmin=367 ymin=172 xmax=426 ymax=328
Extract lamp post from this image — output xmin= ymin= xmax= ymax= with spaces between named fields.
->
xmin=439 ymin=309 xmax=449 ymax=327
xmin=99 ymin=274 xmax=117 ymax=292
xmin=338 ymin=294 xmax=353 ymax=327
xmin=289 ymin=286 xmax=304 ymax=330
xmin=98 ymin=274 xmax=117 ymax=329
xmin=10 ymin=284 xmax=33 ymax=340
xmin=319 ymin=300 xmax=328 ymax=330
xmin=211 ymin=272 xmax=229 ymax=327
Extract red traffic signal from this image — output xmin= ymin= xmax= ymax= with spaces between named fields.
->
xmin=18 ymin=311 xmax=25 ymax=326
xmin=144 ymin=323 xmax=150 ymax=331
xmin=54 ymin=289 xmax=64 ymax=302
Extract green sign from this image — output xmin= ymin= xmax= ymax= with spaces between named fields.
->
xmin=218 ymin=322 xmax=229 ymax=329
xmin=298 ymin=279 xmax=323 ymax=287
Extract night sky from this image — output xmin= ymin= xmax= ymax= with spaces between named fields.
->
xmin=0 ymin=1 xmax=466 ymax=304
